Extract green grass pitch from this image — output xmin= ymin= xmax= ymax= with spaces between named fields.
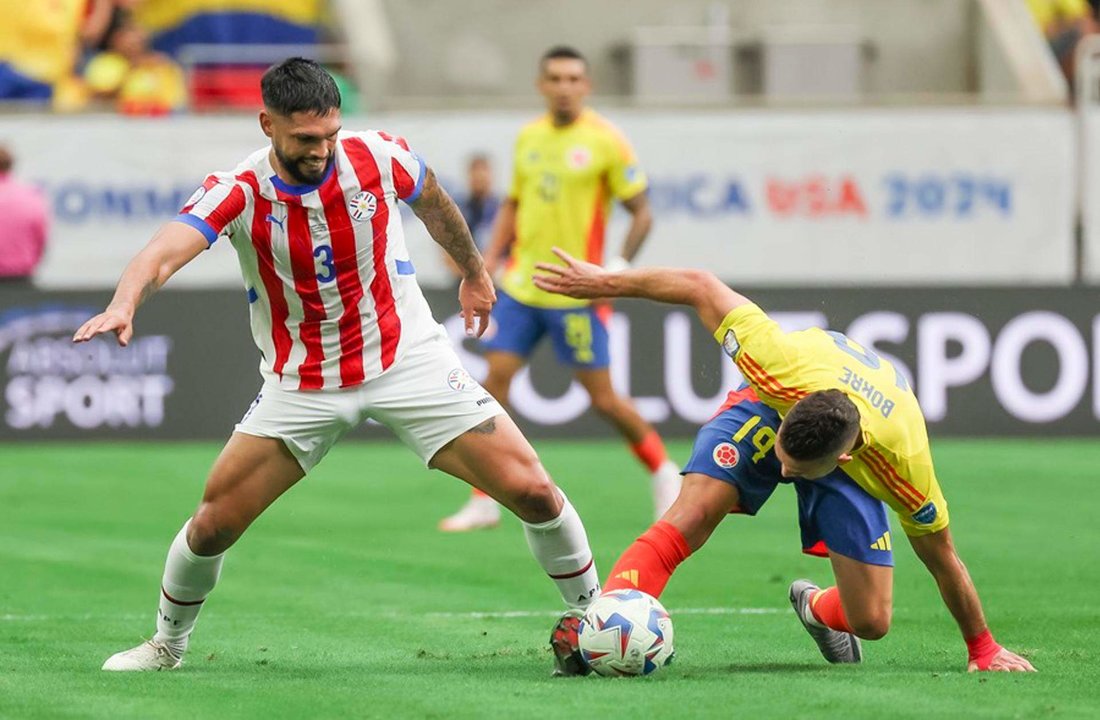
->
xmin=1 ymin=439 xmax=1096 ymax=719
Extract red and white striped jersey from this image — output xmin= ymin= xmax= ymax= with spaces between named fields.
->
xmin=176 ymin=130 xmax=442 ymax=391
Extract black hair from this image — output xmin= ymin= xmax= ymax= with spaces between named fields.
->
xmin=261 ymin=57 xmax=341 ymax=116
xmin=778 ymin=390 xmax=861 ymax=461
xmin=540 ymin=45 xmax=588 ymax=72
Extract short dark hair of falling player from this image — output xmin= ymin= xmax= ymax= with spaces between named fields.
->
xmin=779 ymin=389 xmax=861 ymax=461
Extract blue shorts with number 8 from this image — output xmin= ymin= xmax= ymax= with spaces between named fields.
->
xmin=480 ymin=289 xmax=611 ymax=368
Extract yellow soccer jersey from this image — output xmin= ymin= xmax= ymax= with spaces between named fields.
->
xmin=503 ymin=109 xmax=648 ymax=308
xmin=714 ymin=304 xmax=949 ymax=537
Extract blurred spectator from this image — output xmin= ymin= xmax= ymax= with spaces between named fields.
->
xmin=0 ymin=146 xmax=50 ymax=286
xmin=0 ymin=0 xmax=88 ymax=107
xmin=83 ymin=9 xmax=187 ymax=115
xmin=442 ymin=154 xmax=501 ymax=282
xmin=1028 ymin=0 xmax=1099 ymax=87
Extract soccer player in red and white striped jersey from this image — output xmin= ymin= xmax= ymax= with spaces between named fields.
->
xmin=76 ymin=58 xmax=601 ymax=673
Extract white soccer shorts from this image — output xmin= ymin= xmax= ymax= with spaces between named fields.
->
xmin=235 ymin=329 xmax=503 ymax=472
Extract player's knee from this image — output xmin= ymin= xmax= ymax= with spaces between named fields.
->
xmin=188 ymin=504 xmax=243 ymax=556
xmin=503 ymin=465 xmax=560 ymax=523
xmin=851 ymin=609 xmax=892 ymax=640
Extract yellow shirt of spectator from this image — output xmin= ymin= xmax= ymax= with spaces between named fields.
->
xmin=714 ymin=303 xmax=949 ymax=537
xmin=1027 ymin=0 xmax=1091 ymax=29
xmin=503 ymin=109 xmax=648 ymax=309
xmin=0 ymin=0 xmax=84 ymax=86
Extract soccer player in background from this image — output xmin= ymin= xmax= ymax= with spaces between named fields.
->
xmin=536 ymin=248 xmax=1035 ymax=674
xmin=75 ymin=59 xmax=601 ymax=671
xmin=439 ymin=46 xmax=680 ymax=532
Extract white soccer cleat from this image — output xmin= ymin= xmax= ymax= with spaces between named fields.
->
xmin=102 ymin=640 xmax=183 ymax=671
xmin=652 ymin=460 xmax=683 ymax=519
xmin=438 ymin=494 xmax=501 ymax=532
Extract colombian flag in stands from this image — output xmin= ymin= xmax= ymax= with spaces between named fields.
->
xmin=133 ymin=0 xmax=323 ymax=56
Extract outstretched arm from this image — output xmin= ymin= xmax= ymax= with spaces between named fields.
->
xmin=409 ymin=166 xmax=495 ymax=337
xmin=73 ymin=222 xmax=208 ymax=346
xmin=532 ymin=247 xmax=750 ymax=333
xmin=908 ymin=529 xmax=1035 ymax=672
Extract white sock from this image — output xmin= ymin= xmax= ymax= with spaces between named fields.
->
xmin=651 ymin=460 xmax=682 ymax=517
xmin=522 ymin=492 xmax=600 ymax=610
xmin=152 ymin=520 xmax=225 ymax=656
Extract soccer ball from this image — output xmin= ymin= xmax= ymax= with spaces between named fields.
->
xmin=578 ymin=589 xmax=674 ymax=677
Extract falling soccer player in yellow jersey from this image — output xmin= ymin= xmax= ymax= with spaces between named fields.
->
xmin=535 ymin=247 xmax=1035 ymax=674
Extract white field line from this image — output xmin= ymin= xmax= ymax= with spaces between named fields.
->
xmin=0 ymin=607 xmax=785 ymax=622
xmin=425 ymin=607 xmax=785 ymax=619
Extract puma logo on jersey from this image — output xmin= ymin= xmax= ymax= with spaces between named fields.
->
xmin=869 ymin=532 xmax=892 ymax=551
xmin=265 ymin=213 xmax=285 ymax=231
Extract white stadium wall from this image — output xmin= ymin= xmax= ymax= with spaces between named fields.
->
xmin=0 ymin=107 xmax=1077 ymax=289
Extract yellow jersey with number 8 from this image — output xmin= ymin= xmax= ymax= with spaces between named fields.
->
xmin=503 ymin=109 xmax=647 ymax=308
xmin=714 ymin=303 xmax=948 ymax=536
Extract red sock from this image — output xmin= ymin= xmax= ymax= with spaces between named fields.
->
xmin=471 ymin=488 xmax=490 ymax=499
xmin=630 ymin=430 xmax=668 ymax=473
xmin=603 ymin=521 xmax=691 ymax=597
xmin=809 ymin=586 xmax=854 ymax=634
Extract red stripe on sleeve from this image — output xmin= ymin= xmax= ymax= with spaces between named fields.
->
xmin=275 ymin=191 xmax=327 ymax=390
xmin=204 ymin=184 xmax=246 ymax=234
xmin=376 ymin=131 xmax=410 ymax=151
xmin=318 ymin=171 xmax=366 ymax=387
xmin=864 ymin=448 xmax=925 ymax=510
xmin=391 ymin=157 xmax=416 ymax=200
xmin=736 ymin=353 xmax=804 ymax=403
xmin=238 ymin=172 xmax=293 ymax=380
xmin=343 ymin=137 xmax=402 ymax=370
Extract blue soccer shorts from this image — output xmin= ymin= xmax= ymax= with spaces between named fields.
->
xmin=683 ymin=401 xmax=894 ymax=567
xmin=480 ymin=290 xmax=611 ymax=368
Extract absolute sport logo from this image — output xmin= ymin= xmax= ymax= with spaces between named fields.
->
xmin=0 ymin=306 xmax=175 ymax=430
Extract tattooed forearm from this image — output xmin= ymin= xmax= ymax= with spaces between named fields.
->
xmin=410 ymin=168 xmax=484 ymax=278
